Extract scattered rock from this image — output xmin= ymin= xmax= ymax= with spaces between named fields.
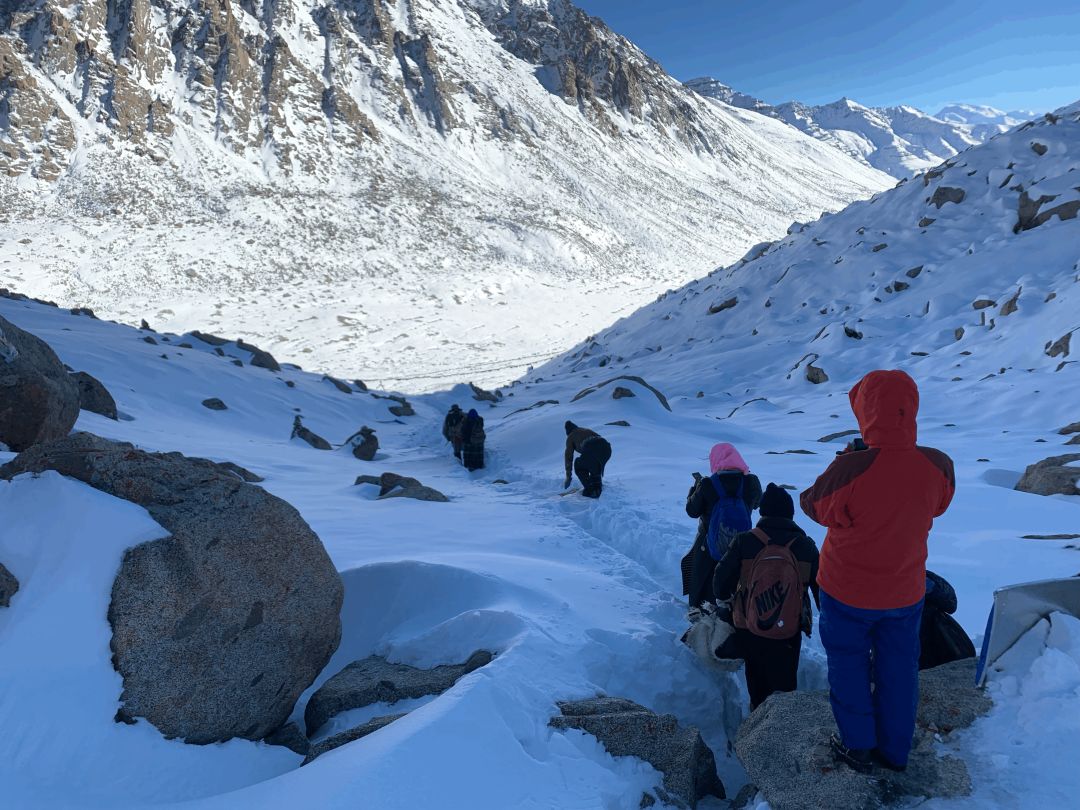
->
xmin=352 ymin=379 xmax=368 ymax=392
xmin=344 ymin=426 xmax=379 ymax=461
xmin=355 ymin=472 xmax=449 ymax=502
xmin=918 ymin=217 xmax=936 ymax=227
xmin=1015 ymin=454 xmax=1080 ymax=497
xmin=955 ymin=327 xmax=965 ymax=341
xmin=305 ymin=651 xmax=493 ymax=736
xmin=1068 ymin=435 xmax=1080 ymax=446
xmin=0 ymin=433 xmax=343 ymax=744
xmin=322 ymin=375 xmax=353 ymax=395
xmin=972 ymin=299 xmax=996 ymax=310
xmin=0 ymin=561 xmax=18 ymax=607
xmin=0 ymin=314 xmax=80 ymax=451
xmin=291 ymin=416 xmax=332 ymax=450
xmin=708 ymin=297 xmax=738 ymax=315
xmin=696 ymin=391 xmax=704 ymax=398
xmin=505 ymin=399 xmax=559 ymax=418
xmin=892 ymin=280 xmax=910 ymax=292
xmin=1057 ymin=422 xmax=1080 ymax=436
xmin=191 ymin=330 xmax=230 ymax=347
xmin=1031 ymin=142 xmax=1048 ymax=156
xmin=140 ymin=319 xmax=153 ymax=331
xmin=142 ymin=336 xmax=158 ymax=345
xmin=388 ymin=399 xmax=415 ymax=417
xmin=302 ymin=714 xmax=405 ymax=765
xmin=265 ymin=722 xmax=310 ymax=756
xmin=906 ymin=266 xmax=924 ymax=278
xmin=818 ymin=430 xmax=860 ymax=443
xmin=1000 ymin=288 xmax=1022 ymax=316
xmin=551 ymin=697 xmax=724 ymax=808
xmin=844 ymin=326 xmax=863 ymax=340
xmin=237 ymin=339 xmax=280 ymax=372
xmin=736 ymin=660 xmax=988 ymax=810
xmin=71 ymin=371 xmax=118 ymax=420
xmin=574 ymin=376 xmax=671 ymax=410
xmin=612 ymin=386 xmax=636 ymax=400
xmin=201 ymin=398 xmax=228 ymax=411
xmin=929 ymin=186 xmax=966 ymax=209
xmin=606 ymin=420 xmax=631 ymax=427
xmin=805 ymin=363 xmax=829 ymax=385
xmin=1022 ymin=534 xmax=1080 ymax=541
xmin=69 ymin=307 xmax=97 ymax=319
xmin=871 ymin=243 xmax=887 ymax=252
xmin=230 ymin=359 xmax=243 ymax=368
xmin=469 ymin=382 xmax=502 ymax=402
xmin=1046 ymin=332 xmax=1072 ymax=358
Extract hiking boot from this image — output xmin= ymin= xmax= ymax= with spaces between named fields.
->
xmin=871 ymin=748 xmax=907 ymax=773
xmin=830 ymin=734 xmax=873 ymax=773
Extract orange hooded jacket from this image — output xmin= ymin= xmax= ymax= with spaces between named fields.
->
xmin=800 ymin=370 xmax=955 ymax=610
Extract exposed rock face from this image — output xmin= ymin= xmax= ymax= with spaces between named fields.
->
xmin=551 ymin=697 xmax=724 ymax=808
xmin=265 ymin=721 xmax=310 ymax=756
xmin=469 ymin=382 xmax=502 ymax=402
xmin=612 ymin=386 xmax=635 ymax=399
xmin=201 ymin=397 xmax=227 ymax=411
xmin=572 ymin=375 xmax=671 ymax=411
xmin=323 ymin=375 xmax=353 ymax=395
xmin=1015 ymin=454 xmax=1080 ymax=497
xmin=305 ymin=650 xmax=493 ymax=736
xmin=929 ymin=186 xmax=966 ymax=208
xmin=736 ymin=661 xmax=990 ymax=810
xmin=0 ymin=561 xmax=18 ymax=607
xmin=302 ymin=714 xmax=405 ymax=765
xmin=345 ymin=426 xmax=378 ymax=461
xmin=236 ymin=340 xmax=280 ymax=372
xmin=708 ymin=297 xmax=738 ymax=314
xmin=0 ymin=314 xmax=79 ymax=451
xmin=1059 ymin=421 xmax=1080 ymax=435
xmin=805 ymin=363 xmax=829 ymax=384
xmin=1046 ymin=331 xmax=1072 ymax=358
xmin=71 ymin=371 xmax=118 ymax=420
xmin=291 ymin=416 xmax=332 ymax=450
xmin=0 ymin=433 xmax=344 ymax=744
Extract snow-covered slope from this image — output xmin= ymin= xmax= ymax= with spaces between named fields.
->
xmin=0 ymin=0 xmax=890 ymax=391
xmin=687 ymin=79 xmax=1022 ymax=179
xmin=541 ymin=103 xmax=1080 ymax=407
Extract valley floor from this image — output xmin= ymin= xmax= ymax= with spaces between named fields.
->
xmin=1 ymin=299 xmax=1078 ymax=808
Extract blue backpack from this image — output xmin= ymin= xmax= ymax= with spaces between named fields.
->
xmin=706 ymin=475 xmax=752 ymax=561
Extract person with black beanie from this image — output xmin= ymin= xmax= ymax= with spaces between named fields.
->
xmin=713 ymin=483 xmax=821 ymax=710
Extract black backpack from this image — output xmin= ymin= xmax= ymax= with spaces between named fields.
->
xmin=919 ymin=607 xmax=976 ymax=670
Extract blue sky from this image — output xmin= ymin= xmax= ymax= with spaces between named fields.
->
xmin=573 ymin=0 xmax=1080 ymax=114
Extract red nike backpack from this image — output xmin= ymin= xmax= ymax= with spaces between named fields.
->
xmin=733 ymin=528 xmax=805 ymax=640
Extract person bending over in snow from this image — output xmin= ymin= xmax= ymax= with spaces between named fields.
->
xmin=801 ymin=369 xmax=954 ymax=774
xmin=681 ymin=442 xmax=762 ymax=609
xmin=713 ymin=483 xmax=819 ymax=710
xmin=563 ymin=421 xmax=611 ymax=498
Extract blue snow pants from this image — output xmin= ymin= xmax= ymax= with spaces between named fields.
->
xmin=819 ymin=590 xmax=924 ymax=766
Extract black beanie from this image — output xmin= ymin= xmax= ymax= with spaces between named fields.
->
xmin=759 ymin=483 xmax=795 ymax=519
xmin=565 ymin=420 xmax=578 ymax=436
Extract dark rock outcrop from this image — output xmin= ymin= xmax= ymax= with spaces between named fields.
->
xmin=265 ymin=722 xmax=310 ymax=756
xmin=572 ymin=376 xmax=671 ymax=411
xmin=344 ymin=426 xmax=379 ymax=461
xmin=292 ymin=416 xmax=332 ymax=450
xmin=551 ymin=697 xmax=724 ymax=808
xmin=323 ymin=375 xmax=353 ymax=395
xmin=805 ymin=363 xmax=829 ymax=384
xmin=736 ymin=660 xmax=990 ymax=810
xmin=0 ymin=314 xmax=79 ymax=451
xmin=612 ymin=386 xmax=636 ymax=399
xmin=929 ymin=186 xmax=965 ymax=208
xmin=201 ymin=398 xmax=228 ymax=411
xmin=71 ymin=371 xmax=118 ymax=420
xmin=302 ymin=714 xmax=405 ymax=765
xmin=708 ymin=297 xmax=738 ymax=315
xmin=0 ymin=561 xmax=18 ymax=607
xmin=1015 ymin=454 xmax=1080 ymax=497
xmin=305 ymin=650 xmax=493 ymax=736
xmin=0 ymin=433 xmax=343 ymax=744
xmin=469 ymin=382 xmax=502 ymax=402
xmin=237 ymin=340 xmax=281 ymax=372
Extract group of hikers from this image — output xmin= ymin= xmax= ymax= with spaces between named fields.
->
xmin=441 ymin=370 xmax=975 ymax=774
xmin=681 ymin=370 xmax=975 ymax=774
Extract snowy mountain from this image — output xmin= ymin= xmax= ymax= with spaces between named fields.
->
xmin=686 ymin=79 xmax=1032 ymax=179
xmin=0 ymin=0 xmax=890 ymax=391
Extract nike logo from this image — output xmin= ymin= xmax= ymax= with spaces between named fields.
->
xmin=755 ymin=584 xmax=790 ymax=631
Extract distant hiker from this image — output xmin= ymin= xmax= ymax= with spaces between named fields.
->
xmin=801 ymin=370 xmax=955 ymax=773
xmin=563 ymin=421 xmax=611 ymax=498
xmin=460 ymin=408 xmax=486 ymax=472
xmin=681 ymin=443 xmax=762 ymax=608
xmin=442 ymin=404 xmax=465 ymax=460
xmin=920 ymin=570 xmax=976 ymax=669
xmin=713 ymin=484 xmax=819 ymax=710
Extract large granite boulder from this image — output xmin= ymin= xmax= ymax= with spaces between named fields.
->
xmin=735 ymin=660 xmax=991 ymax=810
xmin=0 ymin=433 xmax=343 ymax=744
xmin=551 ymin=697 xmax=724 ymax=808
xmin=306 ymin=650 xmax=493 ymax=736
xmin=0 ymin=314 xmax=79 ymax=451
xmin=1015 ymin=454 xmax=1080 ymax=497
xmin=71 ymin=371 xmax=118 ymax=420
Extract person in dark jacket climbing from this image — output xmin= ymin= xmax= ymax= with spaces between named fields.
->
xmin=442 ymin=404 xmax=465 ymax=460
xmin=713 ymin=483 xmax=820 ymax=710
xmin=563 ymin=421 xmax=611 ymax=498
xmin=801 ymin=370 xmax=955 ymax=773
xmin=460 ymin=408 xmax=485 ymax=471
xmin=681 ymin=443 xmax=762 ymax=608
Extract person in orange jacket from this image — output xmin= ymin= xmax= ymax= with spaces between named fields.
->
xmin=800 ymin=370 xmax=954 ymax=773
